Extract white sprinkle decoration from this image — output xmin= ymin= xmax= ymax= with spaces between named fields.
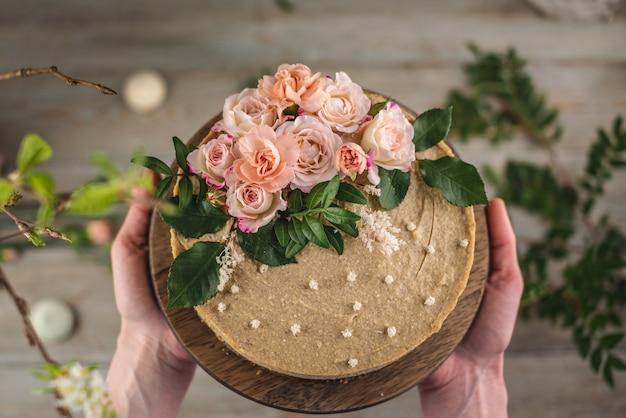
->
xmin=387 ymin=326 xmax=397 ymax=338
xmin=353 ymin=301 xmax=362 ymax=312
xmin=290 ymin=323 xmax=301 ymax=336
xmin=426 ymin=244 xmax=436 ymax=254
xmin=424 ymin=296 xmax=436 ymax=306
xmin=217 ymin=302 xmax=227 ymax=313
xmin=348 ymin=358 xmax=359 ymax=368
xmin=347 ymin=272 xmax=357 ymax=283
xmin=363 ymin=184 xmax=381 ymax=196
xmin=258 ymin=264 xmax=269 ymax=274
xmin=250 ymin=319 xmax=261 ymax=329
xmin=341 ymin=329 xmax=353 ymax=338
xmin=384 ymin=275 xmax=394 ymax=285
xmin=308 ymin=279 xmax=319 ymax=290
xmin=230 ymin=284 xmax=240 ymax=294
xmin=459 ymin=238 xmax=469 ymax=248
xmin=405 ymin=221 xmax=417 ymax=232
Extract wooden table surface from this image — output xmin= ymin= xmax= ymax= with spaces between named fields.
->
xmin=1 ymin=1 xmax=625 ymax=417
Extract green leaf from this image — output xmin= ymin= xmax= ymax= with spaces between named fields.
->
xmin=288 ymin=217 xmax=307 ymax=245
xmin=600 ymin=333 xmax=624 ymax=350
xmin=16 ymin=133 xmax=53 ymax=172
xmin=590 ymin=347 xmax=604 ymax=373
xmin=369 ymin=100 xmax=388 ymax=117
xmin=274 ymin=217 xmax=290 ymax=247
xmin=131 ymin=155 xmax=172 ymax=176
xmin=91 ymin=152 xmax=121 ymax=179
xmin=154 ymin=176 xmax=174 ymax=200
xmin=173 ymin=136 xmax=190 ymax=174
xmin=178 ymin=176 xmax=193 ymax=210
xmin=603 ymin=359 xmax=616 ymax=388
xmin=238 ymin=221 xmax=296 ymax=266
xmin=24 ymin=171 xmax=55 ymax=200
xmin=285 ymin=239 xmax=307 ymax=258
xmin=287 ymin=188 xmax=305 ymax=213
xmin=159 ymin=196 xmax=229 ymax=238
xmin=302 ymin=215 xmax=330 ymax=248
xmin=413 ymin=107 xmax=453 ymax=152
xmin=323 ymin=206 xmax=361 ymax=225
xmin=167 ymin=241 xmax=224 ymax=308
xmin=336 ymin=182 xmax=368 ymax=205
xmin=36 ymin=201 xmax=55 ymax=225
xmin=64 ymin=181 xmax=124 ymax=216
xmin=607 ymin=354 xmax=626 ymax=371
xmin=325 ymin=225 xmax=344 ymax=255
xmin=25 ymin=230 xmax=46 ymax=247
xmin=0 ymin=180 xmax=15 ymax=206
xmin=419 ymin=156 xmax=488 ymax=206
xmin=330 ymin=221 xmax=358 ymax=238
xmin=307 ymin=175 xmax=340 ymax=209
xmin=378 ymin=168 xmax=411 ymax=210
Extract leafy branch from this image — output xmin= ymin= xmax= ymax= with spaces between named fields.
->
xmin=0 ymin=66 xmax=117 ymax=95
xmin=447 ymin=44 xmax=626 ymax=387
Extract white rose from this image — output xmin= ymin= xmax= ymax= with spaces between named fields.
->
xmin=225 ymin=171 xmax=287 ymax=233
xmin=317 ymin=72 xmax=371 ymax=134
xmin=275 ymin=115 xmax=343 ymax=192
xmin=360 ymin=102 xmax=415 ymax=185
xmin=221 ymin=88 xmax=279 ymax=138
xmin=186 ymin=134 xmax=235 ymax=189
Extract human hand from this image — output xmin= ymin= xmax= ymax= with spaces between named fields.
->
xmin=418 ymin=198 xmax=524 ymax=417
xmin=106 ymin=174 xmax=196 ymax=418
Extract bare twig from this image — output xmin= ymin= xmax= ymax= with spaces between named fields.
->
xmin=0 ymin=66 xmax=117 ymax=95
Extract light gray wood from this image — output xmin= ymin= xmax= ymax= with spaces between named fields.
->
xmin=1 ymin=0 xmax=625 ymax=416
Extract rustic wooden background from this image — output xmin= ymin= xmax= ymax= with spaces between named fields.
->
xmin=1 ymin=0 xmax=625 ymax=416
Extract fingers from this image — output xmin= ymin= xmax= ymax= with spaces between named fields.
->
xmin=486 ymin=198 xmax=523 ymax=291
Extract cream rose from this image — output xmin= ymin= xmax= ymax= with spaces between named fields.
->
xmin=258 ymin=63 xmax=328 ymax=113
xmin=335 ymin=142 xmax=368 ymax=180
xmin=225 ymin=172 xmax=287 ymax=233
xmin=220 ymin=88 xmax=279 ymax=138
xmin=317 ymin=72 xmax=371 ymax=134
xmin=186 ymin=134 xmax=235 ymax=189
xmin=360 ymin=102 xmax=415 ymax=185
xmin=275 ymin=115 xmax=342 ymax=192
xmin=232 ymin=125 xmax=298 ymax=193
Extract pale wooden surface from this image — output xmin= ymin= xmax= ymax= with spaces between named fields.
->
xmin=1 ymin=0 xmax=626 ymax=417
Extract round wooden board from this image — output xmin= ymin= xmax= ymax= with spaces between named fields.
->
xmin=148 ymin=116 xmax=490 ymax=414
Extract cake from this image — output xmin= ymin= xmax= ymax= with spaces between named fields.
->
xmin=153 ymin=64 xmax=485 ymax=380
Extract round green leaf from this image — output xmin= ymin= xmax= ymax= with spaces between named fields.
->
xmin=378 ymin=168 xmax=410 ymax=210
xmin=167 ymin=241 xmax=224 ymax=308
xmin=413 ymin=107 xmax=453 ymax=152
xmin=419 ymin=156 xmax=488 ymax=207
xmin=17 ymin=133 xmax=53 ymax=172
xmin=238 ymin=221 xmax=296 ymax=266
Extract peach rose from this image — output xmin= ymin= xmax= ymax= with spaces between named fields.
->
xmin=232 ymin=125 xmax=298 ymax=193
xmin=275 ymin=115 xmax=342 ymax=192
xmin=220 ymin=88 xmax=279 ymax=138
xmin=317 ymin=72 xmax=371 ymax=134
xmin=186 ymin=134 xmax=235 ymax=189
xmin=258 ymin=63 xmax=328 ymax=113
xmin=360 ymin=102 xmax=415 ymax=185
xmin=335 ymin=142 xmax=368 ymax=180
xmin=225 ymin=172 xmax=287 ymax=233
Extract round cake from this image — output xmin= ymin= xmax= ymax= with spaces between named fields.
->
xmin=161 ymin=64 xmax=479 ymax=380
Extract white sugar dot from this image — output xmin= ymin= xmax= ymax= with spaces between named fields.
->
xmin=426 ymin=245 xmax=436 ymax=254
xmin=230 ymin=284 xmax=240 ymax=294
xmin=348 ymin=358 xmax=359 ymax=368
xmin=290 ymin=323 xmax=301 ymax=336
xmin=217 ymin=302 xmax=227 ymax=313
xmin=353 ymin=301 xmax=362 ymax=312
xmin=405 ymin=221 xmax=417 ymax=232
xmin=387 ymin=326 xmax=397 ymax=338
xmin=459 ymin=238 xmax=469 ymax=248
xmin=250 ymin=319 xmax=261 ymax=329
xmin=258 ymin=264 xmax=269 ymax=274
xmin=424 ymin=296 xmax=436 ymax=306
xmin=122 ymin=70 xmax=167 ymax=114
xmin=347 ymin=272 xmax=357 ymax=283
xmin=384 ymin=275 xmax=394 ymax=285
xmin=308 ymin=279 xmax=319 ymax=290
xmin=341 ymin=329 xmax=353 ymax=338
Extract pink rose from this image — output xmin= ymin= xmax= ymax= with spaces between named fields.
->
xmin=225 ymin=172 xmax=287 ymax=233
xmin=335 ymin=142 xmax=368 ymax=180
xmin=360 ymin=102 xmax=415 ymax=185
xmin=317 ymin=72 xmax=371 ymax=134
xmin=186 ymin=134 xmax=235 ymax=189
xmin=258 ymin=63 xmax=328 ymax=113
xmin=275 ymin=115 xmax=342 ymax=192
xmin=220 ymin=88 xmax=279 ymax=138
xmin=232 ymin=125 xmax=298 ymax=193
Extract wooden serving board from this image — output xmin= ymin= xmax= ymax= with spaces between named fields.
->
xmin=148 ymin=117 xmax=489 ymax=414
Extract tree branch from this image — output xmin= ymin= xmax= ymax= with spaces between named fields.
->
xmin=0 ymin=66 xmax=117 ymax=95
